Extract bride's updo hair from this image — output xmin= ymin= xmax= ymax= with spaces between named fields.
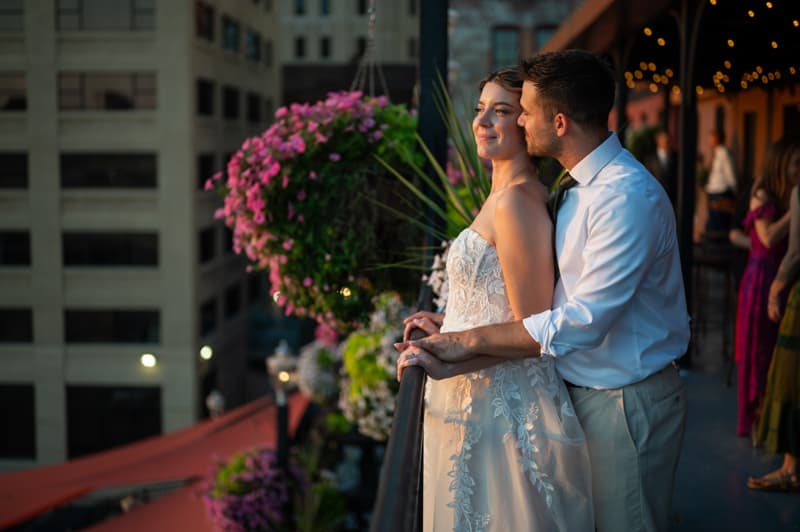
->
xmin=478 ymin=66 xmax=523 ymax=94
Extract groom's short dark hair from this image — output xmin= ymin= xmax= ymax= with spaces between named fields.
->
xmin=519 ymin=50 xmax=615 ymax=131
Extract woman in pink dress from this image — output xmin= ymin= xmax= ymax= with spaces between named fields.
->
xmin=735 ymin=138 xmax=799 ymax=436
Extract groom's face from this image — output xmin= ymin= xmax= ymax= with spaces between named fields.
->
xmin=518 ymin=81 xmax=559 ymax=157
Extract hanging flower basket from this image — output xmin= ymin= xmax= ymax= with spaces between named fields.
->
xmin=207 ymin=91 xmax=422 ymax=333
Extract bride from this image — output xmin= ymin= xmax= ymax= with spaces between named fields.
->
xmin=396 ymin=67 xmax=594 ymax=531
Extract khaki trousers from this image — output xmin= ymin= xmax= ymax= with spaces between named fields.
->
xmin=568 ymin=364 xmax=688 ymax=532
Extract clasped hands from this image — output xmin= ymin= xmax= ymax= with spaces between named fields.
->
xmin=394 ymin=311 xmax=473 ymax=381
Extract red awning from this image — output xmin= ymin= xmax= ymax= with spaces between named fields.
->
xmin=0 ymin=393 xmax=310 ymax=529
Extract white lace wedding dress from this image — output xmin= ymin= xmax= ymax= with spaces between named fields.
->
xmin=423 ymin=228 xmax=594 ymax=531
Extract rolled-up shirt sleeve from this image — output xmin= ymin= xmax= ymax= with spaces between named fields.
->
xmin=523 ymin=189 xmax=661 ymax=357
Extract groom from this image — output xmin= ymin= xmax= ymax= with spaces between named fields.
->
xmin=403 ymin=51 xmax=689 ymax=532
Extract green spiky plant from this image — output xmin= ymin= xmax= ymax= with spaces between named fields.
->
xmin=372 ymin=75 xmax=491 ymax=272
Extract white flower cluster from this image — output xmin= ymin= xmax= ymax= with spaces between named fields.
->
xmin=422 ymin=240 xmax=451 ymax=311
xmin=296 ymin=340 xmax=341 ymax=404
xmin=338 ymin=292 xmax=408 ymax=441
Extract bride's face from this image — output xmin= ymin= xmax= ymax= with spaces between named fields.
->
xmin=472 ymin=81 xmax=526 ymax=161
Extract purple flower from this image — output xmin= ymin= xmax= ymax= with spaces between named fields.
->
xmin=329 ymin=153 xmax=341 ymax=162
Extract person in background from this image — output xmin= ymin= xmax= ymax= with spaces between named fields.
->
xmin=734 ymin=138 xmax=798 ymax=438
xmin=748 ymin=141 xmax=800 ymax=491
xmin=653 ymin=128 xmax=678 ymax=209
xmin=705 ymin=129 xmax=738 ymax=239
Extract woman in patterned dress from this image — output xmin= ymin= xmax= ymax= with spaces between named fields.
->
xmin=396 ymin=67 xmax=593 ymax=531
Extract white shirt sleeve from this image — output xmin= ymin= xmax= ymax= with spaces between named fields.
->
xmin=523 ymin=189 xmax=660 ymax=356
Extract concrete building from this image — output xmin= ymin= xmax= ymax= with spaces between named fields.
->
xmin=279 ymin=0 xmax=419 ymax=105
xmin=0 ymin=0 xmax=277 ymax=468
xmin=448 ymin=0 xmax=578 ymax=115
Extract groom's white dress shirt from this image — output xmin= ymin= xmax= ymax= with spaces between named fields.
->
xmin=523 ymin=133 xmax=690 ymax=389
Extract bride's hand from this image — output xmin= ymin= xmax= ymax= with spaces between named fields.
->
xmin=403 ymin=311 xmax=445 ymax=341
xmin=397 ymin=346 xmax=451 ymax=381
xmin=395 ymin=331 xmax=473 ymax=363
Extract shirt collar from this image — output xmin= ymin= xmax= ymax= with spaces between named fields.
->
xmin=568 ymin=132 xmax=622 ymax=186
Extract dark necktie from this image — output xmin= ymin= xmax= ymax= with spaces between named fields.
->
xmin=548 ymin=172 xmax=577 ymax=220
xmin=548 ymin=172 xmax=576 ymax=283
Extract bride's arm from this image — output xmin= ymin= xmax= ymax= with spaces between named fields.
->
xmin=492 ymin=186 xmax=554 ymax=334
xmin=397 ymin=348 xmax=502 ymax=381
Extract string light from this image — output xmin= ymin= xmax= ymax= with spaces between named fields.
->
xmin=762 ymin=75 xmax=768 ymax=83
xmin=657 ymin=37 xmax=666 ymax=46
xmin=768 ymin=73 xmax=775 ymax=80
xmin=648 ymin=62 xmax=656 ymax=71
xmin=665 ymin=68 xmax=674 ymax=77
xmin=771 ymin=41 xmax=778 ymax=48
xmin=756 ymin=66 xmax=763 ymax=73
xmin=727 ymin=39 xmax=735 ymax=47
xmin=766 ymin=1 xmax=773 ymax=8
xmin=718 ymin=85 xmax=725 ymax=93
xmin=741 ymin=81 xmax=748 ymax=89
xmin=671 ymin=86 xmax=681 ymax=95
xmin=748 ymin=10 xmax=755 ymax=17
xmin=709 ymin=0 xmax=716 ymax=5
xmin=634 ymin=70 xmax=643 ymax=79
xmin=723 ymin=60 xmax=732 ymax=69
xmin=775 ymin=71 xmax=782 ymax=80
xmin=626 ymin=80 xmax=636 ymax=89
xmin=794 ymin=20 xmax=799 ymax=27
xmin=643 ymin=27 xmax=653 ymax=36
xmin=790 ymin=67 xmax=797 ymax=75
xmin=696 ymin=86 xmax=704 ymax=95
xmin=639 ymin=61 xmax=648 ymax=70
xmin=649 ymin=83 xmax=659 ymax=93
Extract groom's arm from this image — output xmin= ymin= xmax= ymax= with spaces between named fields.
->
xmin=409 ymin=320 xmax=540 ymax=363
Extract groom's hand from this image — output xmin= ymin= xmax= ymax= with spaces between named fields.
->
xmin=395 ymin=330 xmax=475 ymax=363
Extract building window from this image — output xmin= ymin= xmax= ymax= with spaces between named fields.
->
xmin=224 ymin=282 xmax=242 ymax=318
xmin=64 ymin=309 xmax=160 ymax=343
xmin=198 ymin=153 xmax=215 ymax=189
xmin=199 ymin=298 xmax=217 ymax=335
xmin=58 ymin=72 xmax=156 ymax=110
xmin=408 ymin=0 xmax=416 ymax=16
xmin=247 ymin=271 xmax=267 ymax=305
xmin=264 ymin=40 xmax=274 ymax=67
xmin=222 ymin=85 xmax=240 ymax=120
xmin=63 ymin=232 xmax=158 ymax=266
xmin=0 ymin=231 xmax=30 ymax=266
xmin=408 ymin=37 xmax=417 ymax=60
xmin=356 ymin=36 xmax=366 ymax=59
xmin=264 ymin=97 xmax=274 ymax=121
xmin=195 ymin=1 xmax=214 ymax=42
xmin=199 ymin=226 xmax=216 ymax=263
xmin=357 ymin=0 xmax=367 ymax=15
xmin=197 ymin=78 xmax=214 ymax=116
xmin=0 ymin=0 xmax=24 ymax=31
xmin=222 ymin=15 xmax=240 ymax=52
xmin=245 ymin=30 xmax=261 ymax=61
xmin=0 ymin=308 xmax=32 ymax=342
xmin=0 ymin=384 xmax=35 ymax=459
xmin=0 ymin=73 xmax=26 ymax=110
xmin=295 ymin=37 xmax=306 ymax=59
xmin=320 ymin=36 xmax=331 ymax=59
xmin=534 ymin=24 xmax=557 ymax=51
xmin=491 ymin=26 xmax=520 ymax=70
xmin=246 ymin=92 xmax=261 ymax=124
xmin=223 ymin=226 xmax=234 ymax=254
xmin=0 ymin=152 xmax=27 ymax=188
xmin=320 ymin=0 xmax=330 ymax=16
xmin=294 ymin=0 xmax=305 ymax=15
xmin=60 ymin=153 xmax=157 ymax=188
xmin=56 ymin=0 xmax=155 ymax=31
xmin=67 ymin=385 xmax=161 ymax=459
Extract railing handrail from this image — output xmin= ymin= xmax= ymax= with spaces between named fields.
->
xmin=370 ymin=315 xmax=429 ymax=532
